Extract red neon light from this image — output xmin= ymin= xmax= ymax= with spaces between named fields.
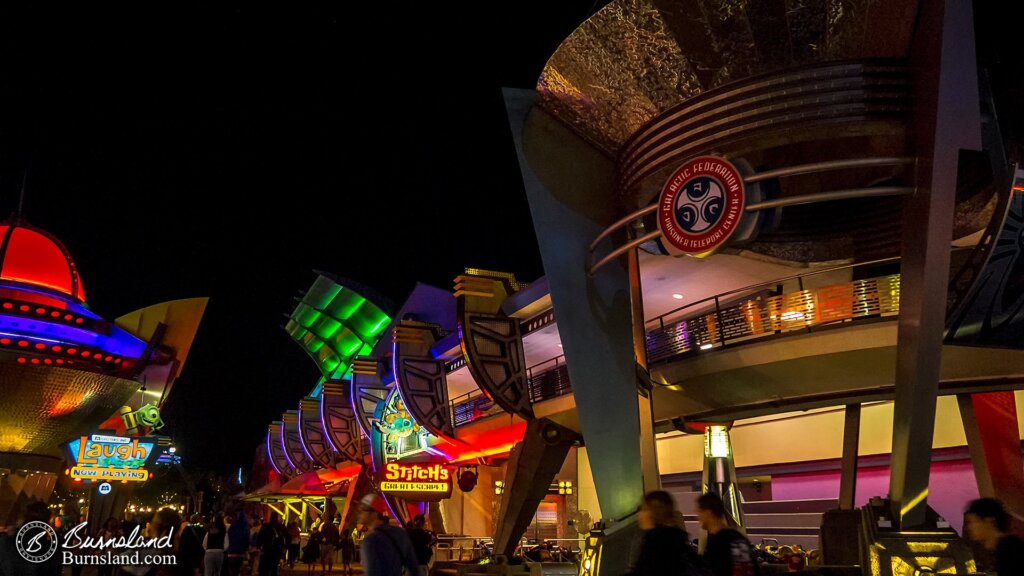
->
xmin=75 ymin=318 xmax=83 ymax=324
xmin=56 ymin=359 xmax=64 ymax=365
xmin=50 ymin=311 xmax=60 ymax=318
xmin=0 ymin=226 xmax=85 ymax=300
xmin=0 ymin=339 xmax=9 ymax=345
xmin=2 ymin=303 xmax=10 ymax=309
xmin=63 ymin=314 xmax=73 ymax=321
xmin=18 ymin=305 xmax=28 ymax=312
xmin=30 ymin=359 xmax=39 ymax=364
xmin=17 ymin=358 xmax=25 ymax=364
xmin=17 ymin=341 xmax=27 ymax=347
xmin=80 ymin=351 xmax=90 ymax=357
xmin=383 ymin=463 xmax=451 ymax=482
xmin=52 ymin=346 xmax=61 ymax=352
xmin=35 ymin=307 xmax=45 ymax=314
xmin=34 ymin=343 xmax=45 ymax=350
xmin=67 ymin=348 xmax=77 ymax=354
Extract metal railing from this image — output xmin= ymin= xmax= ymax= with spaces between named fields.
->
xmin=433 ymin=535 xmax=493 ymax=561
xmin=449 ymin=355 xmax=575 ymax=427
xmin=527 ymin=356 xmax=572 ymax=403
xmin=645 ymin=258 xmax=902 ymax=364
xmin=449 ymin=389 xmax=506 ymax=427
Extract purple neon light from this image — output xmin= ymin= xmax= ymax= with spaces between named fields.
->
xmin=424 ymin=446 xmax=454 ymax=461
xmin=0 ymin=313 xmax=146 ymax=358
xmin=296 ymin=410 xmax=318 ymax=464
xmin=266 ymin=431 xmax=283 ymax=476
xmin=320 ymin=393 xmax=344 ymax=454
xmin=390 ymin=342 xmax=414 ymax=417
xmin=280 ymin=423 xmax=297 ymax=470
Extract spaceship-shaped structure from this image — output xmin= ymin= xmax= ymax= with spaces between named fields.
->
xmin=0 ymin=218 xmax=206 ymax=523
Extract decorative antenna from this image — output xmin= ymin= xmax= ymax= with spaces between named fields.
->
xmin=16 ymin=172 xmax=27 ymax=222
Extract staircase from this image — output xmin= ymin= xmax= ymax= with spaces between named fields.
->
xmin=665 ymin=488 xmax=834 ymax=550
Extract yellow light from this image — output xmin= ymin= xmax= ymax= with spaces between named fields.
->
xmin=900 ymin=488 xmax=929 ymax=519
xmin=705 ymin=425 xmax=731 ymax=458
xmin=584 ymin=559 xmax=591 ymax=571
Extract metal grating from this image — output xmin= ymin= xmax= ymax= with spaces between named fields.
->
xmin=527 ymin=360 xmax=573 ymax=404
xmin=647 ymin=274 xmax=901 ymax=363
xmin=450 ymin=391 xmax=506 ymax=427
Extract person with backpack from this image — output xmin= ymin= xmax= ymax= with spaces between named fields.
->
xmin=256 ymin=515 xmax=286 ymax=576
xmin=697 ymin=493 xmax=759 ymax=576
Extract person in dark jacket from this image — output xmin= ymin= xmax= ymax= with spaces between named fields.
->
xmin=339 ymin=527 xmax=356 ymax=575
xmin=0 ymin=501 xmax=62 ymax=576
xmin=178 ymin=514 xmax=206 ymax=576
xmin=405 ymin=514 xmax=434 ymax=576
xmin=256 ymin=515 xmax=286 ymax=576
xmin=225 ymin=513 xmax=250 ymax=576
xmin=302 ymin=527 xmax=322 ymax=573
xmin=628 ymin=491 xmax=696 ymax=575
xmin=357 ymin=495 xmax=419 ymax=576
xmin=965 ymin=497 xmax=1024 ymax=574
xmin=697 ymin=492 xmax=759 ymax=576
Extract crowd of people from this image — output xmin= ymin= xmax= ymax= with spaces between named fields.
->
xmin=0 ymin=492 xmax=1019 ymax=575
xmin=627 ymin=491 xmax=1024 ymax=575
xmin=0 ymin=496 xmax=437 ymax=576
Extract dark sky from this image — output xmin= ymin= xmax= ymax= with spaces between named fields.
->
xmin=0 ymin=3 xmax=599 ymax=473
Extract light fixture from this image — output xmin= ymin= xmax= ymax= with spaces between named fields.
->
xmin=168 ymin=446 xmax=177 ymax=454
xmin=494 ymin=480 xmax=504 ymax=495
xmin=558 ymin=481 xmax=573 ymax=495
xmin=672 ymin=293 xmax=684 ymax=300
xmin=78 ymin=498 xmax=85 ymax=504
xmin=699 ymin=343 xmax=713 ymax=350
xmin=704 ymin=425 xmax=731 ymax=459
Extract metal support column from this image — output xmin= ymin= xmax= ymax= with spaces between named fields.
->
xmin=838 ymin=404 xmax=861 ymax=510
xmin=889 ymin=0 xmax=981 ymax=528
xmin=628 ymin=248 xmax=661 ymax=494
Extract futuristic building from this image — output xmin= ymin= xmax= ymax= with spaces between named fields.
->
xmin=252 ymin=1 xmax=1023 ymax=573
xmin=0 ymin=218 xmax=207 ymax=524
xmin=501 ymin=0 xmax=1023 ymax=573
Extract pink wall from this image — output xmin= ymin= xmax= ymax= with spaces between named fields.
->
xmin=770 ymin=459 xmax=980 ymax=533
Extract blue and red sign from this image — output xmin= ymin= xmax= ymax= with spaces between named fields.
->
xmin=658 ymin=156 xmax=746 ymax=257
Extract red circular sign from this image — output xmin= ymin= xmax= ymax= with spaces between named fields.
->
xmin=657 ymin=156 xmax=746 ymax=256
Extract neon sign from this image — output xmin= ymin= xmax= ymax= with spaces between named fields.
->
xmin=70 ymin=467 xmax=149 ymax=482
xmin=66 ymin=435 xmax=156 ymax=481
xmin=377 ymin=463 xmax=452 ymax=500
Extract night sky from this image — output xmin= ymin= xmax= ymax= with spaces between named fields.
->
xmin=0 ymin=3 xmax=599 ymax=473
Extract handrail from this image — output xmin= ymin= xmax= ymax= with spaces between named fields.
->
xmin=644 ymin=256 xmax=901 ymax=330
xmin=527 ymin=354 xmax=565 ymax=378
xmin=645 ymin=270 xmax=902 ymax=363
